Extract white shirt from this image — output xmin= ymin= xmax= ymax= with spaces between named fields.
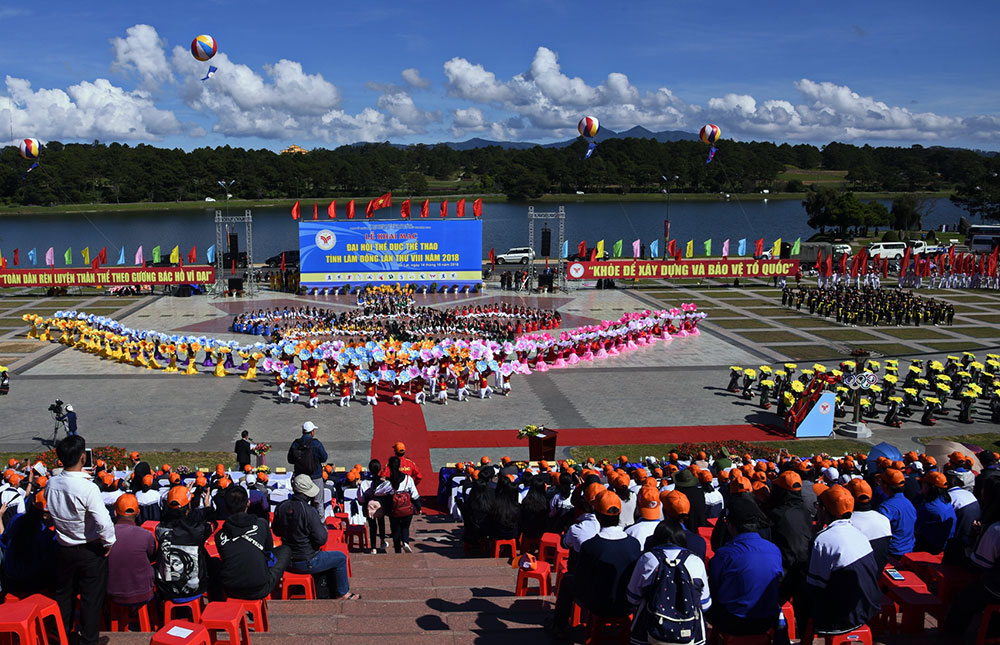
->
xmin=625 ymin=518 xmax=660 ymax=550
xmin=45 ymin=470 xmax=116 ymax=547
xmin=627 ymin=545 xmax=712 ymax=611
xmin=563 ymin=513 xmax=600 ymax=552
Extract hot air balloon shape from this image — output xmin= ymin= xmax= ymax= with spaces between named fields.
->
xmin=700 ymin=124 xmax=721 ymax=164
xmin=191 ymin=35 xmax=218 ymax=61
xmin=578 ymin=116 xmax=600 ymax=159
xmin=19 ymin=138 xmax=40 ymax=178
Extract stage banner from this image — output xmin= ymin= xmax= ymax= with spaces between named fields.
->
xmin=0 ymin=265 xmax=215 ymax=288
xmin=299 ymin=219 xmax=483 ymax=287
xmin=565 ymin=258 xmax=800 ymax=280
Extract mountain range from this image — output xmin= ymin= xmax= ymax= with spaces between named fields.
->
xmin=439 ymin=126 xmax=698 ymax=151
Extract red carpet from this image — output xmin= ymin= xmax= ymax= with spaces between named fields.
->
xmin=426 ymin=424 xmax=791 ymax=449
xmin=370 ymin=401 xmax=438 ymax=497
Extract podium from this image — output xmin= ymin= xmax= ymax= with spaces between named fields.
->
xmin=528 ymin=429 xmax=558 ymax=461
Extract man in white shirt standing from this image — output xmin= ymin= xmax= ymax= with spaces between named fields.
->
xmin=45 ymin=435 xmax=116 ymax=645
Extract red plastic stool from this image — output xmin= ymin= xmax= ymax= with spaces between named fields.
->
xmin=280 ymin=572 xmax=317 ymax=600
xmin=520 ymin=536 xmax=541 ymax=555
xmin=515 ymin=561 xmax=552 ymax=596
xmin=554 ymin=558 xmax=569 ymax=596
xmin=492 ymin=538 xmax=518 ymax=559
xmin=142 ymin=520 xmax=159 ymax=535
xmin=201 ymin=602 xmax=251 ymax=645
xmin=334 ymin=512 xmax=350 ymax=526
xmin=781 ymin=601 xmax=796 ymax=642
xmin=887 ymin=585 xmax=943 ymax=634
xmin=163 ymin=597 xmax=203 ymax=624
xmin=584 ymin=614 xmax=631 ymax=644
xmin=21 ymin=594 xmax=69 ymax=644
xmin=324 ymin=516 xmax=342 ymax=529
xmin=570 ymin=602 xmax=586 ymax=628
xmin=108 ymin=598 xmax=154 ymax=632
xmin=977 ymin=603 xmax=1000 ymax=645
xmin=0 ymin=600 xmax=42 ymax=645
xmin=538 ymin=533 xmax=562 ymax=564
xmin=233 ymin=598 xmax=268 ymax=633
xmin=322 ymin=541 xmax=353 ymax=577
xmin=344 ymin=525 xmax=369 ymax=551
xmin=802 ymin=622 xmax=874 ymax=645
xmin=150 ymin=619 xmax=211 ymax=645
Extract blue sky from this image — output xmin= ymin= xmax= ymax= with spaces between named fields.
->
xmin=1 ymin=1 xmax=997 ymax=150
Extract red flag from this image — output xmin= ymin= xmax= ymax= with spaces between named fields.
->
xmin=900 ymin=247 xmax=911 ymax=278
xmin=313 ymin=203 xmax=318 ymax=220
xmin=365 ymin=192 xmax=392 ymax=218
xmin=577 ymin=241 xmax=586 ymax=258
xmin=980 ymin=253 xmax=987 ymax=275
xmin=440 ymin=200 xmax=448 ymax=218
xmin=849 ymin=253 xmax=859 ymax=277
xmin=91 ymin=257 xmax=100 ymax=271
xmin=291 ymin=201 xmax=300 ymax=220
xmin=0 ymin=257 xmax=5 ymax=270
xmin=473 ymin=198 xmax=483 ymax=217
xmin=456 ymin=199 xmax=465 ymax=218
xmin=754 ymin=238 xmax=764 ymax=257
xmin=280 ymin=252 xmax=286 ymax=273
xmin=12 ymin=248 xmax=18 ymax=266
xmin=327 ymin=201 xmax=336 ymax=218
xmin=347 ymin=200 xmax=355 ymax=219
xmin=838 ymin=252 xmax=848 ymax=275
xmin=989 ymin=248 xmax=998 ymax=277
xmin=187 ymin=246 xmax=197 ymax=264
xmin=420 ymin=200 xmax=429 ymax=218
xmin=232 ymin=259 xmax=236 ymax=274
xmin=948 ymin=245 xmax=955 ymax=267
xmin=488 ymin=248 xmax=496 ymax=269
xmin=98 ymin=247 xmax=107 ymax=265
xmin=825 ymin=254 xmax=833 ymax=277
xmin=858 ymin=249 xmax=868 ymax=276
xmin=400 ymin=199 xmax=411 ymax=219
xmin=589 ymin=247 xmax=597 ymax=262
xmin=815 ymin=248 xmax=823 ymax=273
xmin=674 ymin=246 xmax=682 ymax=262
xmin=667 ymin=239 xmax=676 ymax=258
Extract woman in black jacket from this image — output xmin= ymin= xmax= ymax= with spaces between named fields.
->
xmin=520 ymin=478 xmax=549 ymax=541
xmin=460 ymin=478 xmax=493 ymax=548
xmin=486 ymin=477 xmax=521 ymax=541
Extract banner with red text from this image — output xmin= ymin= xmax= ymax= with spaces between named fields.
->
xmin=565 ymin=258 xmax=800 ymax=280
xmin=0 ymin=265 xmax=216 ymax=288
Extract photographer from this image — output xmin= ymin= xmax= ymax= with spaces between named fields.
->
xmin=54 ymin=402 xmax=78 ymax=437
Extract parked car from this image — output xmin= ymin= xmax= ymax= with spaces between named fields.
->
xmin=970 ymin=234 xmax=1000 ymax=254
xmin=831 ymin=243 xmax=852 ymax=256
xmin=265 ymin=250 xmax=300 ymax=268
xmin=495 ymin=247 xmax=535 ymax=265
xmin=907 ymin=240 xmax=942 ymax=255
xmin=865 ymin=242 xmax=906 ymax=260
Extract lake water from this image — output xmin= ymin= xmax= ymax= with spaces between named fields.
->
xmin=0 ymin=197 xmax=970 ymax=265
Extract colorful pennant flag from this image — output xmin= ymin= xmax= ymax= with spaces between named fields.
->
xmin=45 ymin=247 xmax=54 ymax=267
xmin=473 ymin=198 xmax=483 ymax=217
xmin=738 ymin=238 xmax=747 ymax=256
xmin=188 ymin=246 xmax=197 ymax=264
xmin=596 ymin=240 xmax=605 ymax=258
xmin=152 ymin=246 xmax=161 ymax=263
xmin=116 ymin=247 xmax=125 ymax=265
xmin=703 ymin=239 xmax=712 ymax=257
xmin=420 ymin=200 xmax=429 ymax=218
xmin=207 ymin=245 xmax=216 ymax=264
xmin=440 ymin=200 xmax=448 ymax=218
xmin=365 ymin=192 xmax=392 ymax=218
xmin=328 ymin=201 xmax=336 ymax=218
xmin=612 ymin=240 xmax=622 ymax=258
xmin=649 ymin=240 xmax=659 ymax=258
xmin=561 ymin=240 xmax=569 ymax=259
xmin=400 ymin=199 xmax=411 ymax=219
xmin=64 ymin=247 xmax=72 ymax=266
xmin=685 ymin=240 xmax=693 ymax=258
xmin=291 ymin=201 xmax=300 ymax=221
xmin=791 ymin=237 xmax=801 ymax=255
xmin=722 ymin=239 xmax=730 ymax=258
xmin=81 ymin=247 xmax=90 ymax=265
xmin=28 ymin=248 xmax=37 ymax=266
xmin=169 ymin=246 xmax=180 ymax=264
xmin=456 ymin=199 xmax=466 ymax=218
xmin=632 ymin=239 xmax=641 ymax=258
xmin=772 ymin=238 xmax=782 ymax=257
xmin=346 ymin=200 xmax=355 ymax=219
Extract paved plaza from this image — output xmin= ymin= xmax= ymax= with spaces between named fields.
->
xmin=1 ymin=281 xmax=999 ymax=473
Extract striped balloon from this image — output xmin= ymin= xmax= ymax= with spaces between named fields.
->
xmin=700 ymin=124 xmax=721 ymax=145
xmin=578 ymin=116 xmax=599 ymax=138
xmin=190 ymin=34 xmax=218 ymax=62
xmin=19 ymin=138 xmax=40 ymax=160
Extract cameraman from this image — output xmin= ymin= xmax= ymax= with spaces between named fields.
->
xmin=57 ymin=403 xmax=78 ymax=436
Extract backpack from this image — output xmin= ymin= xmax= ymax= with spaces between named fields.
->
xmin=290 ymin=438 xmax=318 ymax=476
xmin=637 ymin=549 xmax=704 ymax=645
xmin=154 ymin=523 xmax=205 ymax=599
xmin=391 ymin=481 xmax=414 ymax=518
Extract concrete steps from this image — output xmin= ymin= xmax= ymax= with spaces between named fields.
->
xmin=101 ymin=515 xmax=554 ymax=644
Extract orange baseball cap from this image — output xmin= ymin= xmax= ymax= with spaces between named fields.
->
xmin=501 ymin=456 xmax=511 ymax=465
xmin=846 ymin=478 xmax=873 ymax=503
xmin=820 ymin=485 xmax=855 ymax=517
xmin=215 ymin=464 xmax=226 ymax=475
xmin=480 ymin=456 xmax=490 ymax=465
xmin=142 ymin=474 xmax=154 ymax=487
xmin=95 ymin=459 xmax=106 ymax=468
xmin=638 ymin=486 xmax=661 ymax=520
xmin=812 ymin=481 xmax=829 ymax=497
xmin=775 ymin=470 xmax=802 ymax=492
xmin=593 ymin=489 xmax=622 ymax=517
xmin=660 ymin=490 xmax=691 ymax=519
xmin=697 ymin=470 xmax=713 ymax=484
xmin=881 ymin=468 xmax=905 ymax=488
xmin=129 ymin=451 xmax=140 ymax=460
xmin=218 ymin=477 xmax=231 ymax=489
xmin=920 ymin=455 xmax=937 ymax=467
xmin=258 ymin=472 xmax=269 ymax=483
xmin=539 ymin=460 xmax=550 ymax=470
xmin=730 ymin=477 xmax=752 ymax=494
xmin=718 ymin=469 xmax=731 ymax=482
xmin=393 ymin=442 xmax=406 ymax=454
xmin=168 ymin=473 xmax=181 ymax=485
xmin=6 ymin=458 xmax=16 ymax=467
xmin=195 ymin=474 xmax=208 ymax=487
xmin=166 ymin=487 xmax=191 ymax=508
xmin=161 ymin=464 xmax=171 ymax=472
xmin=346 ymin=470 xmax=360 ymax=483
xmin=243 ymin=464 xmax=253 ymax=473
xmin=114 ymin=494 xmax=140 ymax=517
xmin=583 ymin=482 xmax=605 ymax=505
xmin=33 ymin=490 xmax=47 ymax=510
xmin=920 ymin=471 xmax=948 ymax=489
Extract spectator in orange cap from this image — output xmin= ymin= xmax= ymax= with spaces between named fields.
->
xmin=572 ymin=491 xmax=642 ymax=624
xmin=914 ymin=471 xmax=956 ymax=555
xmin=546 ymin=480 xmax=602 ymax=636
xmin=382 ymin=442 xmax=422 ymax=486
xmin=107 ymin=494 xmax=156 ymax=606
xmin=945 ymin=475 xmax=1000 ymax=636
xmin=701 ymin=470 xmax=724 ymax=519
xmin=846 ymin=478 xmax=891 ymax=571
xmin=549 ymin=472 xmax=575 ymax=527
xmin=154 ymin=485 xmax=215 ymax=602
xmin=803 ymin=485 xmax=881 ymax=635
xmin=133 ymin=473 xmax=160 ymax=524
xmin=0 ymin=484 xmax=58 ymax=597
xmin=660 ymin=489 xmax=707 ymax=562
xmin=608 ymin=472 xmax=636 ymax=530
xmin=625 ymin=486 xmax=663 ymax=549
xmin=876 ymin=468 xmax=916 ymax=559
xmin=765 ymin=470 xmax=812 ymax=606
xmin=128 ymin=451 xmax=151 ymax=493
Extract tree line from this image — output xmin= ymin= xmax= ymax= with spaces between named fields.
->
xmin=1 ymin=137 xmax=997 ymax=221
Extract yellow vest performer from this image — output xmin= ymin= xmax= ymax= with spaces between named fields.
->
xmin=184 ymin=343 xmax=200 ymax=375
xmin=240 ymin=352 xmax=261 ymax=380
xmin=163 ymin=345 xmax=179 ymax=373
xmin=214 ymin=348 xmax=228 ymax=378
xmin=23 ymin=314 xmax=39 ymax=340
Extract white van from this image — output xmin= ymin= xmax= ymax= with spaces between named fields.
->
xmin=865 ymin=242 xmax=906 ymax=260
xmin=969 ymin=234 xmax=1000 ymax=254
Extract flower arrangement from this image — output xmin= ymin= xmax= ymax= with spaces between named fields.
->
xmin=174 ymin=465 xmax=192 ymax=475
xmin=256 ymin=465 xmax=271 ymax=474
xmin=251 ymin=442 xmax=272 ymax=456
xmin=518 ymin=424 xmax=544 ymax=439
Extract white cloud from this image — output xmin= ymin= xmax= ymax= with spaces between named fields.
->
xmin=401 ymin=68 xmax=431 ymax=89
xmin=444 ymin=46 xmax=691 ymax=139
xmin=110 ymin=24 xmax=174 ymax=90
xmin=3 ymin=75 xmax=182 ymax=141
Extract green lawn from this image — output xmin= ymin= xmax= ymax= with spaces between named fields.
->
xmin=941 ymin=295 xmax=1000 ymax=303
xmin=877 ymin=328 xmax=952 ymax=340
xmin=922 ymin=341 xmax=989 ymax=352
xmin=965 ymin=314 xmax=1000 ymax=324
xmin=952 ymin=305 xmax=991 ymax=313
xmin=738 ymin=330 xmax=811 ymax=343
xmin=743 ymin=306 xmax=803 ymax=317
xmin=811 ymin=329 xmax=882 ymax=341
xmin=951 ymin=326 xmax=1000 ymax=339
xmin=708 ymin=318 xmax=775 ymax=330
xmin=918 ymin=433 xmax=1000 ymax=451
xmin=778 ymin=345 xmax=852 ymax=360
xmin=851 ymin=342 xmax=920 ymax=356
xmin=776 ymin=317 xmax=840 ymax=329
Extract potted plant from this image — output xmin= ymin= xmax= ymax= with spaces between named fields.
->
xmin=252 ymin=442 xmax=271 ymax=467
xmin=520 ymin=424 xmax=557 ymax=461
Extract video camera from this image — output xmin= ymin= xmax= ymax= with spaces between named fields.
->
xmin=48 ymin=399 xmax=64 ymax=415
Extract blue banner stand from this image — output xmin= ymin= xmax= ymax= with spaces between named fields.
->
xmin=796 ymin=391 xmax=836 ymax=438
